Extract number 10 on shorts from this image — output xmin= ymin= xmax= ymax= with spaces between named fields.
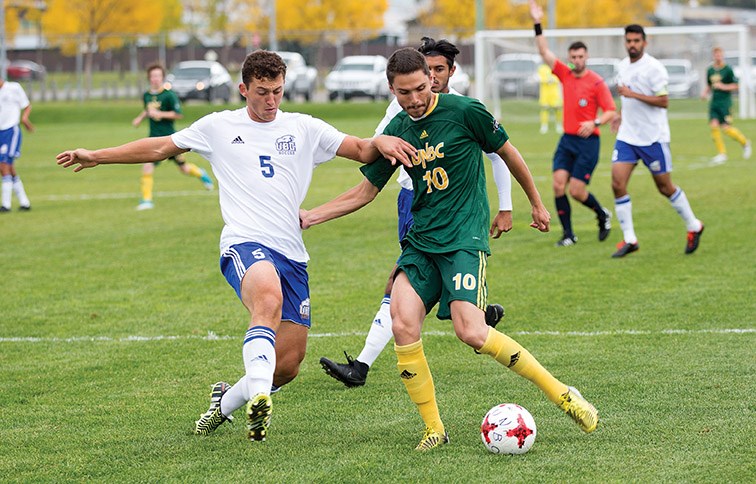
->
xmin=452 ymin=272 xmax=477 ymax=290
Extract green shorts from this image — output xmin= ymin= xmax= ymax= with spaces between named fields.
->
xmin=396 ymin=245 xmax=488 ymax=320
xmin=709 ymin=103 xmax=733 ymax=124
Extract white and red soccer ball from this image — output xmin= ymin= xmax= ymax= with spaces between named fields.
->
xmin=480 ymin=403 xmax=537 ymax=454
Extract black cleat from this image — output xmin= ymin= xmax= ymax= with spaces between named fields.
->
xmin=555 ymin=234 xmax=577 ymax=247
xmin=612 ymin=241 xmax=639 ymax=258
xmin=320 ymin=352 xmax=369 ymax=387
xmin=597 ymin=208 xmax=612 ymax=241
xmin=19 ymin=205 xmax=31 ymax=211
xmin=0 ymin=206 xmax=9 ymax=213
xmin=484 ymin=304 xmax=505 ymax=328
xmin=685 ymin=224 xmax=704 ymax=255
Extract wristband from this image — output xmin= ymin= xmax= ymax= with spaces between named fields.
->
xmin=534 ymin=23 xmax=543 ymax=36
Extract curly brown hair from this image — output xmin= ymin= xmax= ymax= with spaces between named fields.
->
xmin=241 ymin=50 xmax=287 ymax=86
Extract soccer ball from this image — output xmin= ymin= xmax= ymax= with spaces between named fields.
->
xmin=480 ymin=403 xmax=537 ymax=454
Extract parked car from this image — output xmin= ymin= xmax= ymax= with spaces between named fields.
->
xmin=492 ymin=53 xmax=540 ymax=98
xmin=660 ymin=59 xmax=700 ymax=98
xmin=724 ymin=51 xmax=756 ymax=91
xmin=5 ymin=60 xmax=46 ymax=81
xmin=165 ymin=60 xmax=234 ymax=103
xmin=324 ymin=55 xmax=390 ymax=101
xmin=586 ymin=57 xmax=620 ymax=96
xmin=449 ymin=62 xmax=470 ymax=96
xmin=277 ymin=51 xmax=317 ymax=101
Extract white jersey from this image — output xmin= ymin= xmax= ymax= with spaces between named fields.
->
xmin=0 ymin=82 xmax=30 ymax=131
xmin=374 ymin=88 xmax=512 ymax=210
xmin=616 ymin=54 xmax=670 ymax=145
xmin=172 ymin=108 xmax=346 ymax=262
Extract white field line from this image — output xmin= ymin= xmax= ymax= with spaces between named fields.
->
xmin=0 ymin=328 xmax=753 ymax=344
xmin=40 ymin=190 xmax=214 ymax=202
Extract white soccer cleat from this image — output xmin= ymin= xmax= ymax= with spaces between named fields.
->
xmin=710 ymin=153 xmax=728 ymax=165
xmin=136 ymin=200 xmax=154 ymax=211
xmin=743 ymin=141 xmax=752 ymax=160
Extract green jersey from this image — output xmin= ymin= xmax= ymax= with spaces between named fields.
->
xmin=361 ymin=93 xmax=509 ymax=254
xmin=142 ymin=88 xmax=182 ymax=137
xmin=707 ymin=64 xmax=737 ymax=108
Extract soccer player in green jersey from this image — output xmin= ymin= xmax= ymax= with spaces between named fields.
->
xmin=132 ymin=63 xmax=214 ymax=210
xmin=702 ymin=47 xmax=751 ymax=164
xmin=301 ymin=48 xmax=598 ymax=451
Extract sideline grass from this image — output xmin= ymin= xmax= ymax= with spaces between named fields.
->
xmin=0 ymin=98 xmax=754 ymax=482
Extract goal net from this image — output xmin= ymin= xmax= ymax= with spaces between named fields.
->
xmin=474 ymin=24 xmax=755 ymax=119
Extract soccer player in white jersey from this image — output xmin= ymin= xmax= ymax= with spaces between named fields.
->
xmin=610 ymin=24 xmax=704 ymax=258
xmin=0 ymin=77 xmax=34 ymax=212
xmin=56 ymin=50 xmax=416 ymax=442
xmin=318 ymin=37 xmax=511 ymax=388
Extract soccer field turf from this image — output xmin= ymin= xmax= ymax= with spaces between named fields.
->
xmin=1 ymin=99 xmax=754 ymax=482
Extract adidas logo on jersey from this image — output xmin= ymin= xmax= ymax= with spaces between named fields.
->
xmin=231 ymin=136 xmax=244 ymax=144
xmin=419 ymin=130 xmax=429 ymax=139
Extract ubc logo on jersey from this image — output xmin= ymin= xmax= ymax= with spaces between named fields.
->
xmin=276 ymin=134 xmax=296 ymax=155
xmin=413 ymin=141 xmax=445 ymax=169
xmin=578 ymin=98 xmax=588 ymax=107
xmin=299 ymin=297 xmax=310 ymax=320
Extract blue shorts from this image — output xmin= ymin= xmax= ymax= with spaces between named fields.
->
xmin=397 ymin=187 xmax=414 ymax=244
xmin=612 ymin=140 xmax=672 ymax=175
xmin=0 ymin=126 xmax=22 ymax=164
xmin=553 ymin=134 xmax=600 ymax=184
xmin=220 ymin=242 xmax=311 ymax=327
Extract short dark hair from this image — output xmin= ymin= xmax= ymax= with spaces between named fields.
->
xmin=625 ymin=24 xmax=646 ymax=40
xmin=417 ymin=36 xmax=459 ymax=69
xmin=387 ymin=48 xmax=430 ymax=85
xmin=241 ymin=50 xmax=287 ymax=86
xmin=568 ymin=41 xmax=588 ymax=52
xmin=146 ymin=62 xmax=166 ymax=78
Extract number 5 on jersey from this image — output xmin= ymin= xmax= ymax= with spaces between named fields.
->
xmin=259 ymin=155 xmax=275 ymax=178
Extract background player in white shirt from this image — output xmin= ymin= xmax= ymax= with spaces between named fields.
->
xmin=56 ymin=50 xmax=416 ymax=443
xmin=318 ymin=37 xmax=512 ymax=388
xmin=610 ymin=24 xmax=704 ymax=258
xmin=0 ymin=78 xmax=34 ymax=212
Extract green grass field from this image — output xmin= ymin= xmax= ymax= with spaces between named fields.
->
xmin=1 ymin=98 xmax=754 ymax=482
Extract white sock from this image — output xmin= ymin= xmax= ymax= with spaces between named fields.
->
xmin=668 ymin=187 xmax=702 ymax=232
xmin=12 ymin=176 xmax=30 ymax=207
xmin=220 ymin=377 xmax=249 ymax=416
xmin=356 ymin=297 xmax=393 ymax=367
xmin=1 ymin=175 xmax=12 ymax=209
xmin=242 ymin=325 xmax=276 ymax=397
xmin=615 ymin=195 xmax=638 ymax=244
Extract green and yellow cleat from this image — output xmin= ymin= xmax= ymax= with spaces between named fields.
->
xmin=415 ymin=427 xmax=449 ymax=451
xmin=246 ymin=393 xmax=273 ymax=442
xmin=558 ymin=386 xmax=599 ymax=433
xmin=194 ymin=381 xmax=233 ymax=435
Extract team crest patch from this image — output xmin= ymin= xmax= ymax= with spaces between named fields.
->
xmin=299 ymin=298 xmax=310 ymax=320
xmin=578 ymin=98 xmax=588 ymax=107
xmin=276 ymin=134 xmax=296 ymax=155
xmin=649 ymin=160 xmax=661 ymax=172
xmin=492 ymin=119 xmax=501 ymax=133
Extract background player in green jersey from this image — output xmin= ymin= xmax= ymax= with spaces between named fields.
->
xmin=132 ymin=63 xmax=214 ymax=210
xmin=302 ymin=48 xmax=598 ymax=451
xmin=701 ymin=47 xmax=751 ymax=164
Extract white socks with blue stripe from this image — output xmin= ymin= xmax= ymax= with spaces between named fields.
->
xmin=220 ymin=325 xmax=276 ymax=417
xmin=356 ymin=297 xmax=393 ymax=367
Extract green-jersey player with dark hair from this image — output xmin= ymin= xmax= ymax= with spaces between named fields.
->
xmin=301 ymin=47 xmax=599 ymax=451
xmin=702 ymin=47 xmax=751 ymax=164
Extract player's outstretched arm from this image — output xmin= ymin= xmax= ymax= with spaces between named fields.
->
xmin=132 ymin=110 xmax=147 ymax=127
xmin=57 ymin=136 xmax=187 ymax=172
xmin=486 ymin=152 xmax=513 ymax=237
xmin=336 ymin=135 xmax=416 ymax=167
xmin=300 ymin=178 xmax=380 ymax=229
xmin=495 ymin=140 xmax=550 ymax=232
xmin=529 ymin=0 xmax=557 ymax=69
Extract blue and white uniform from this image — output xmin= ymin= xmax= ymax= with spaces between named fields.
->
xmin=0 ymin=82 xmax=30 ymax=165
xmin=172 ymin=108 xmax=346 ymax=325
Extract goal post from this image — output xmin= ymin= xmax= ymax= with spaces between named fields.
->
xmin=474 ymin=24 xmax=754 ymax=120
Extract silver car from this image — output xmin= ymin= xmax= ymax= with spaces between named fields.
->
xmin=493 ymin=54 xmax=541 ymax=98
xmin=277 ymin=51 xmax=318 ymax=101
xmin=325 ymin=55 xmax=390 ymax=101
xmin=449 ymin=63 xmax=470 ymax=96
xmin=660 ymin=59 xmax=700 ymax=98
xmin=586 ymin=58 xmax=620 ymax=96
xmin=166 ymin=61 xmax=234 ymax=103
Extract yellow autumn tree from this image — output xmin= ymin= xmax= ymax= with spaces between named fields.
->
xmin=419 ymin=0 xmax=657 ymax=37
xmin=41 ymin=0 xmax=167 ymax=93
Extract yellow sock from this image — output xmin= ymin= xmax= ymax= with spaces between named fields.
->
xmin=185 ymin=162 xmax=203 ymax=179
xmin=540 ymin=109 xmax=549 ymax=127
xmin=478 ymin=327 xmax=568 ymax=404
xmin=395 ymin=340 xmax=444 ymax=433
xmin=723 ymin=126 xmax=747 ymax=146
xmin=140 ymin=173 xmax=153 ymax=202
xmin=711 ymin=127 xmax=726 ymax=155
